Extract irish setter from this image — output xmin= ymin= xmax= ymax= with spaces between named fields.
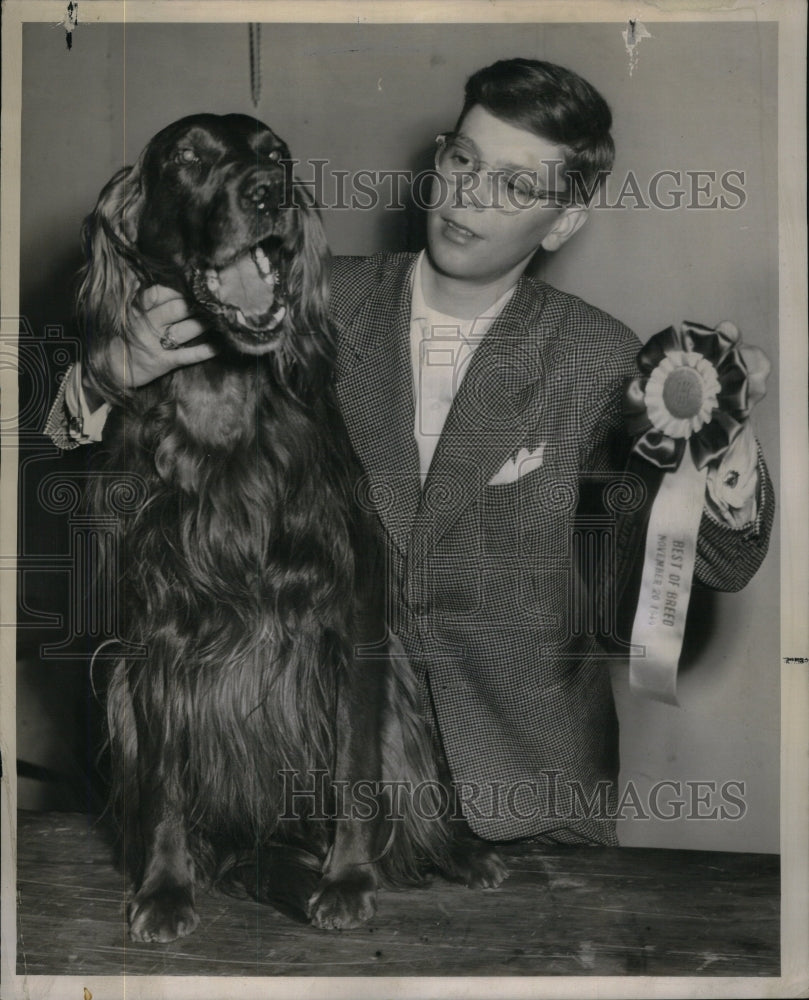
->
xmin=78 ymin=113 xmax=505 ymax=943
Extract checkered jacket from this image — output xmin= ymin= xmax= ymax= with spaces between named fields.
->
xmin=331 ymin=252 xmax=773 ymax=844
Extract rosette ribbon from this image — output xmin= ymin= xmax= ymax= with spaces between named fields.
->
xmin=623 ymin=320 xmax=769 ymax=704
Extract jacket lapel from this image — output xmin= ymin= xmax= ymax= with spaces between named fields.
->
xmin=335 ymin=258 xmax=422 ymax=555
xmin=409 ymin=276 xmax=550 ymax=563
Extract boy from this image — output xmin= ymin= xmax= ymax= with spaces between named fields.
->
xmin=48 ymin=58 xmax=771 ymax=845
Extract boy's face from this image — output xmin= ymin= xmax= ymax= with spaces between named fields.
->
xmin=426 ymin=104 xmax=587 ymax=286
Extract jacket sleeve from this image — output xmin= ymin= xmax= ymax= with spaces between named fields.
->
xmin=43 ymin=362 xmax=111 ymax=450
xmin=693 ymin=445 xmax=774 ymax=592
xmin=43 ymin=366 xmax=79 ymax=450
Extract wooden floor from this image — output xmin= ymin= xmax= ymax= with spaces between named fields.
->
xmin=15 ymin=811 xmax=779 ymax=978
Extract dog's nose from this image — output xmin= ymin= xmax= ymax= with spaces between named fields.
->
xmin=240 ymin=173 xmax=283 ymax=214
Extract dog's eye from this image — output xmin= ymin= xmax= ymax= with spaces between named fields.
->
xmin=175 ymin=148 xmax=200 ymax=165
xmin=268 ymin=150 xmax=281 ymax=162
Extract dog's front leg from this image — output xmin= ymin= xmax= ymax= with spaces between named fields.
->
xmin=308 ymin=628 xmax=388 ymax=930
xmin=127 ymin=691 xmax=199 ymax=943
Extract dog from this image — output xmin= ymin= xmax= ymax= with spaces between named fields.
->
xmin=77 ymin=113 xmax=506 ymax=943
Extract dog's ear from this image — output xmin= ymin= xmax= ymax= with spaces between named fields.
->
xmin=281 ymin=181 xmax=335 ymax=390
xmin=77 ymin=161 xmax=146 ymax=405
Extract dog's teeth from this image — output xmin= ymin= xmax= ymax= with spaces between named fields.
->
xmin=266 ymin=305 xmax=286 ymax=330
xmin=253 ymin=245 xmax=271 ymax=276
xmin=235 ymin=308 xmax=247 ymax=327
xmin=205 ymin=269 xmax=220 ymax=292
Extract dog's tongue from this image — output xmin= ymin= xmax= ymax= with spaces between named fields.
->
xmin=215 ymin=251 xmax=275 ymax=320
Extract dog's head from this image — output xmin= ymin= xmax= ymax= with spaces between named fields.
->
xmin=79 ymin=113 xmax=331 ymax=395
xmin=136 ymin=114 xmax=302 ymax=354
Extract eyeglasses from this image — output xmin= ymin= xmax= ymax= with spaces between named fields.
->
xmin=434 ymin=132 xmax=569 ymax=211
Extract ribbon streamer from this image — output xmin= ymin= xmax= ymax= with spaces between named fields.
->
xmin=629 ymin=447 xmax=705 ymax=704
xmin=623 ymin=320 xmax=769 ymax=703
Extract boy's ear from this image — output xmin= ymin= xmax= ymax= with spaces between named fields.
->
xmin=540 ymin=205 xmax=589 ymax=252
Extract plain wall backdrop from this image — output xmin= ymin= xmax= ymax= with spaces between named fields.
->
xmin=17 ymin=20 xmax=779 ymax=851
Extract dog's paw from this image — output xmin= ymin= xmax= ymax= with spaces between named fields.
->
xmin=308 ymin=868 xmax=377 ymax=930
xmin=464 ymin=846 xmax=509 ymax=888
xmin=448 ymin=842 xmax=509 ymax=889
xmin=128 ymin=886 xmax=200 ymax=943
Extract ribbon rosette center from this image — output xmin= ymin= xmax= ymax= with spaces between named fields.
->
xmin=645 ymin=351 xmax=720 ymax=439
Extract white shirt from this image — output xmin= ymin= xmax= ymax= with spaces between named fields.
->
xmin=409 ymin=251 xmax=515 ymax=482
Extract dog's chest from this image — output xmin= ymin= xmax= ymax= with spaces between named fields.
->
xmin=172 ymin=362 xmax=260 ymax=449
xmin=126 ymin=364 xmax=356 ymax=624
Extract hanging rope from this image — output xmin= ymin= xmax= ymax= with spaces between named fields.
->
xmin=249 ymin=24 xmax=262 ymax=108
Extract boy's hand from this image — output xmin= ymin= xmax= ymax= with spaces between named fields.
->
xmin=83 ymin=285 xmax=218 ymax=406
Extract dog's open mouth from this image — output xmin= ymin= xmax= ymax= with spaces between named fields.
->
xmin=189 ymin=239 xmax=287 ymax=349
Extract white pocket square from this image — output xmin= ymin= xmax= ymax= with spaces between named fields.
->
xmin=488 ymin=444 xmax=546 ymax=485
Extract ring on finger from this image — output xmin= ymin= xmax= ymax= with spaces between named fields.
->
xmin=159 ymin=330 xmax=178 ymax=350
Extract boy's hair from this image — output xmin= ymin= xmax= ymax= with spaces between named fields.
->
xmin=458 ymin=58 xmax=615 ymax=204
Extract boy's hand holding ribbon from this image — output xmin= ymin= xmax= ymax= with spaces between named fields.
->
xmin=623 ymin=320 xmax=771 ymax=704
